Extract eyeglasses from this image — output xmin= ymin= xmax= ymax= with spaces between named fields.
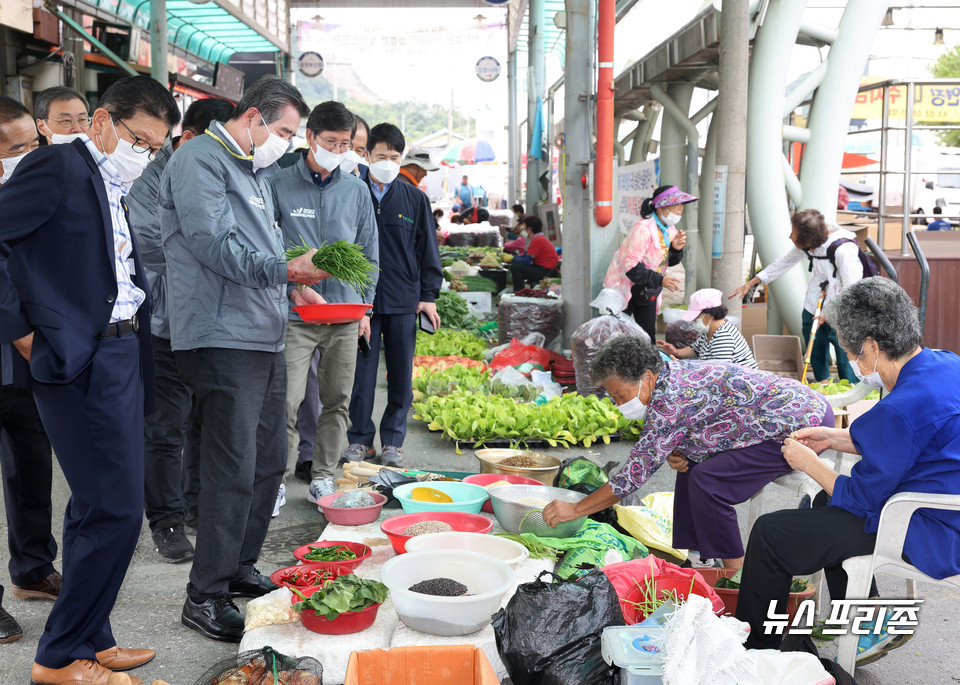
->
xmin=317 ymin=136 xmax=352 ymax=151
xmin=47 ymin=116 xmax=91 ymax=129
xmin=116 ymin=118 xmax=163 ymax=161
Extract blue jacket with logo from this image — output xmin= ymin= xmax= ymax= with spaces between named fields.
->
xmin=362 ymin=167 xmax=442 ymax=315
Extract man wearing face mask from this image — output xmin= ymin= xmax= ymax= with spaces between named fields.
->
xmin=0 ymin=96 xmax=40 ymax=183
xmin=159 ymin=76 xmax=322 ymax=643
xmin=267 ymin=101 xmax=378 ymax=509
xmin=343 ymin=123 xmax=442 ymax=468
xmin=127 ymin=97 xmax=235 ymax=564
xmin=0 ymin=76 xmax=179 ymax=685
xmin=34 ymin=86 xmax=90 ymax=145
xmin=0 ymin=96 xmax=57 ymax=648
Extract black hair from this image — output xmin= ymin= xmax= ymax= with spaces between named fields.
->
xmin=34 ymin=86 xmax=89 ymax=120
xmin=521 ymin=215 xmax=543 ymax=233
xmin=232 ymin=76 xmax=309 ymax=123
xmin=640 ymin=184 xmax=674 ymax=219
xmin=352 ymin=114 xmax=369 ymax=140
xmin=306 ymin=101 xmax=355 ymax=136
xmin=459 ymin=207 xmax=490 ymax=223
xmin=934 ymin=206 xmax=943 ymax=215
xmin=433 ymin=209 xmax=444 ymax=218
xmin=0 ymin=96 xmax=31 ymax=137
xmin=99 ymin=76 xmax=180 ymax=128
xmin=368 ymin=122 xmax=404 ymax=154
xmin=511 ymin=203 xmax=524 ymax=214
xmin=701 ymin=305 xmax=728 ymax=320
xmin=450 ymin=214 xmax=463 ymax=224
xmin=182 ymin=97 xmax=234 ymax=135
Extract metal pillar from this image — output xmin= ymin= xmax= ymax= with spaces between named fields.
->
xmin=798 ymin=0 xmax=887 ymax=223
xmin=508 ymin=48 xmax=519 ymax=204
xmin=900 ymin=82 xmax=915 ymax=257
xmin=878 ymin=84 xmax=889 ymax=248
xmin=711 ymin=0 xmax=749 ymax=301
xmin=563 ymin=0 xmax=592 ymax=343
xmin=526 ymin=0 xmax=545 ymax=212
xmin=150 ymin=0 xmax=167 ymax=84
xmin=698 ymin=113 xmax=718 ymax=289
xmin=745 ymin=0 xmax=807 ymax=337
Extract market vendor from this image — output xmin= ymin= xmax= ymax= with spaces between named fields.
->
xmin=510 ymin=215 xmax=559 ymax=292
xmin=656 ymin=288 xmax=758 ymax=369
xmin=737 ymin=277 xmax=960 ymax=662
xmin=542 ymin=334 xmax=832 ymax=570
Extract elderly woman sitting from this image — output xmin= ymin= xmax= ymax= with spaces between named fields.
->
xmin=737 ymin=277 xmax=960 ymax=663
xmin=543 ymin=334 xmax=832 ymax=570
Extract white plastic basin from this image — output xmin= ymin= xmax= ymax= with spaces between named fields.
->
xmin=380 ymin=549 xmax=515 ymax=636
xmin=403 ymin=531 xmax=529 ymax=570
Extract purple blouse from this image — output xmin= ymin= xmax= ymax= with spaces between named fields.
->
xmin=609 ymin=361 xmax=829 ymax=498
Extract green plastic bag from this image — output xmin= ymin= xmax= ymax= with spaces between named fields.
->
xmin=510 ymin=520 xmax=648 ymax=580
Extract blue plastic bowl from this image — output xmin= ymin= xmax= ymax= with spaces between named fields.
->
xmin=392 ymin=482 xmax=490 ymax=515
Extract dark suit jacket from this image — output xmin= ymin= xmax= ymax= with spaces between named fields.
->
xmin=0 ymin=139 xmax=154 ymax=406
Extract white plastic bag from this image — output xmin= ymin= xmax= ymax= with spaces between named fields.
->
xmin=590 ymin=288 xmax=628 ymax=315
xmin=243 ymin=587 xmax=299 ymax=631
xmin=572 ymin=302 xmax=648 ymax=397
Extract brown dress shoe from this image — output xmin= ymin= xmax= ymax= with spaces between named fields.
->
xmin=30 ymin=659 xmax=143 ymax=685
xmin=95 ymin=647 xmax=156 ymax=672
xmin=13 ymin=571 xmax=63 ymax=600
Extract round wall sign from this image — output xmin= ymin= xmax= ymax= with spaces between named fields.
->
xmin=298 ymin=51 xmax=324 ymax=78
xmin=475 ymin=56 xmax=501 ymax=83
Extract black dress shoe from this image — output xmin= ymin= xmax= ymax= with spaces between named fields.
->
xmin=181 ymin=595 xmax=243 ymax=643
xmin=227 ymin=568 xmax=278 ymax=598
xmin=0 ymin=604 xmax=24 ymax=643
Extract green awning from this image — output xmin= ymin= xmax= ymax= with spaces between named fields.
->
xmin=89 ymin=0 xmax=282 ymax=63
xmin=515 ymin=0 xmax=566 ymax=66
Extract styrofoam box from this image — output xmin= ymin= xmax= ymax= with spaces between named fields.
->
xmin=457 ymin=291 xmax=492 ymax=312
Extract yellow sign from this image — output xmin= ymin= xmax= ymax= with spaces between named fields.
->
xmin=851 ymin=80 xmax=960 ymax=123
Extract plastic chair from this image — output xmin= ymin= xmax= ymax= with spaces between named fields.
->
xmin=752 ymin=334 xmax=805 ymax=381
xmin=835 ymin=492 xmax=960 ymax=675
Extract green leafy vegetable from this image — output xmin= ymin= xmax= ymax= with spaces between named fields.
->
xmin=303 ymin=544 xmax=357 ymax=562
xmin=434 ymin=291 xmax=470 ymax=327
xmin=283 ymin=237 xmax=376 ymax=295
xmin=808 ymin=378 xmax=880 ymax=400
xmin=494 ymin=533 xmax=559 ymax=560
xmin=415 ymin=329 xmax=488 ymax=360
xmin=291 ymin=574 xmax=389 ymax=620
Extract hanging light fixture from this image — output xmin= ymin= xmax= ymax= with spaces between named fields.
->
xmin=934 ymin=27 xmax=945 ymax=45
xmin=881 ymin=8 xmax=894 ymax=27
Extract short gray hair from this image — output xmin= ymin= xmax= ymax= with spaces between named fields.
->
xmin=824 ymin=277 xmax=921 ymax=360
xmin=591 ymin=334 xmax=663 ymax=385
xmin=34 ymin=86 xmax=89 ymax=121
xmin=232 ymin=76 xmax=309 ymax=124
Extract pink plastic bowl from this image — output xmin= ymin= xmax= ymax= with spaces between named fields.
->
xmin=379 ymin=511 xmax=494 ymax=554
xmin=463 ymin=473 xmax=544 ymax=513
xmin=317 ymin=492 xmax=388 ymax=526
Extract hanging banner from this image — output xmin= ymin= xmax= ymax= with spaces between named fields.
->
xmin=851 ymin=79 xmax=960 ymax=123
xmin=712 ymin=165 xmax=728 ymax=259
xmin=615 ymin=159 xmax=659 ymax=234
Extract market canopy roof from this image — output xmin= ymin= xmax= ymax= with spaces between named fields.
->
xmin=76 ymin=0 xmax=286 ymax=63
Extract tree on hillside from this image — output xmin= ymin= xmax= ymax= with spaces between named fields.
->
xmin=928 ymin=44 xmax=960 ymax=146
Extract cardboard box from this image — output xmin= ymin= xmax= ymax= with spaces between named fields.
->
xmin=739 ymin=303 xmax=767 ymax=351
xmin=344 ymin=645 xmax=501 ymax=685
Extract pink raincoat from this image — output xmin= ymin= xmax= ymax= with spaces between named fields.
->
xmin=604 ymin=216 xmax=678 ymax=312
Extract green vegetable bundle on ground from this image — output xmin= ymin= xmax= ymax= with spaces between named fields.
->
xmin=283 ymin=237 xmax=376 ymax=295
xmin=291 ymin=575 xmax=388 ymax=620
xmin=808 ymin=378 xmax=880 ymax=400
xmin=412 ymin=390 xmax=641 ymax=448
xmin=434 ymin=291 xmax=470 ymax=327
xmin=412 ymin=364 xmax=540 ymax=402
xmin=415 ymin=329 xmax=488 ymax=360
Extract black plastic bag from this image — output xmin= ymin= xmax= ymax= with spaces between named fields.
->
xmin=492 ymin=570 xmax=624 ymax=685
xmin=368 ymin=469 xmax=418 ymax=508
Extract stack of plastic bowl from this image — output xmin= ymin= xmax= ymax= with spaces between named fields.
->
xmin=380 ymin=549 xmax=515 ymax=636
xmin=392 ymin=482 xmax=489 ymax=515
xmin=379 ymin=511 xmax=494 ymax=554
xmin=403 ymin=531 xmax=529 ymax=569
xmin=487 ymin=484 xmax=587 ymax=538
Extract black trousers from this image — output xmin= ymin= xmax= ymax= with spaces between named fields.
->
xmin=629 ymin=296 xmax=658 ymax=343
xmin=0 ymin=384 xmax=55 ymax=595
xmin=511 ymin=262 xmax=554 ymax=292
xmin=176 ymin=348 xmax=286 ymax=600
xmin=144 ymin=335 xmax=200 ymax=529
xmin=737 ymin=491 xmax=878 ymax=649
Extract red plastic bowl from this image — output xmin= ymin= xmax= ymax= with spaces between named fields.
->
xmin=293 ymin=541 xmax=371 ymax=571
xmin=294 ymin=303 xmax=373 ymax=324
xmin=294 ymin=584 xmax=382 ymax=635
xmin=463 ymin=473 xmax=544 ymax=513
xmin=379 ymin=511 xmax=494 ymax=554
xmin=620 ymin=573 xmax=714 ymax=625
xmin=269 ymin=563 xmax=352 ymax=590
xmin=317 ymin=492 xmax=387 ymax=526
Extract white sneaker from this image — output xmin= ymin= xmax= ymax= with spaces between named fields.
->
xmin=308 ymin=477 xmax=335 ymax=504
xmin=272 ymin=483 xmax=286 ymax=518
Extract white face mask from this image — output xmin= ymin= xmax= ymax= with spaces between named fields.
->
xmin=617 ymin=383 xmax=648 ymax=421
xmin=339 ymin=149 xmax=362 ymax=174
xmin=51 ymin=133 xmax=84 ymax=145
xmin=311 ymin=140 xmax=343 ymax=172
xmin=852 ymin=348 xmax=885 ymax=389
xmin=691 ymin=317 xmax=709 ymax=335
xmin=0 ymin=151 xmax=29 ymax=184
xmin=661 ymin=209 xmax=682 ymax=226
xmin=250 ymin=115 xmax=289 ymax=172
xmin=107 ymin=119 xmax=151 ymax=184
xmin=370 ymin=159 xmax=400 ymax=184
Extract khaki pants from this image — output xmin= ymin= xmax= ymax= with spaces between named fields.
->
xmin=284 ymin=320 xmax=358 ymax=480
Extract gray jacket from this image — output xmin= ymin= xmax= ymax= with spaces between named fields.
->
xmin=267 ymin=155 xmax=379 ymax=317
xmin=158 ymin=121 xmax=288 ymax=352
xmin=126 ymin=142 xmax=172 ymax=338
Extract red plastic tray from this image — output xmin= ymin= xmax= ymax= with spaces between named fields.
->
xmin=294 ymin=303 xmax=372 ymax=324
